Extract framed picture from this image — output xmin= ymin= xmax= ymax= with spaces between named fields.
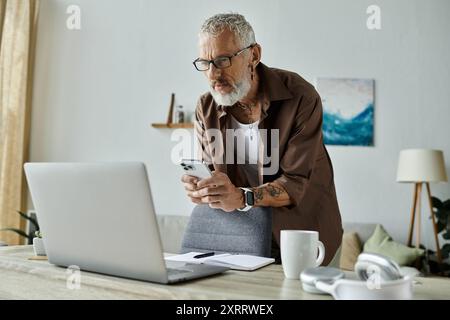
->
xmin=316 ymin=78 xmax=374 ymax=146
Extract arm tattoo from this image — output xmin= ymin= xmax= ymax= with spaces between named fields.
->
xmin=253 ymin=187 xmax=264 ymax=202
xmin=248 ymin=181 xmax=291 ymax=207
xmin=267 ymin=183 xmax=284 ymax=198
xmin=252 ymin=183 xmax=286 ymax=206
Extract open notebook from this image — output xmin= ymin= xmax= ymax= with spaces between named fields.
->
xmin=165 ymin=252 xmax=275 ymax=271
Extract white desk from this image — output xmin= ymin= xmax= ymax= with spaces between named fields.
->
xmin=0 ymin=246 xmax=449 ymax=299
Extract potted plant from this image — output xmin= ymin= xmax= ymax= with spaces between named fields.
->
xmin=421 ymin=197 xmax=450 ymax=276
xmin=0 ymin=210 xmax=40 ymax=244
xmin=32 ymin=230 xmax=46 ymax=256
xmin=431 ymin=197 xmax=450 ymax=258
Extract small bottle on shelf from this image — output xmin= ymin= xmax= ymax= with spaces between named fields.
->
xmin=175 ymin=105 xmax=185 ymax=123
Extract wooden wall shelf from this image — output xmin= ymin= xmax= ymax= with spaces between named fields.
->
xmin=151 ymin=123 xmax=194 ymax=129
xmin=151 ymin=93 xmax=194 ymax=129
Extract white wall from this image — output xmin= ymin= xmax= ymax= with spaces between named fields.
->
xmin=29 ymin=0 xmax=450 ymax=249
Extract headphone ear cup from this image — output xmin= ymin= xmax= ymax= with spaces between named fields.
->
xmin=355 ymin=253 xmax=403 ymax=282
xmin=354 ymin=259 xmax=372 ymax=281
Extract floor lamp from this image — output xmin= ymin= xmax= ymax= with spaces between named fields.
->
xmin=396 ymin=149 xmax=448 ymax=263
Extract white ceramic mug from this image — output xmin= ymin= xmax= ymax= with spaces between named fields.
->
xmin=281 ymin=230 xmax=325 ymax=279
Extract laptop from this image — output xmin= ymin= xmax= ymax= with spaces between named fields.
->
xmin=24 ymin=162 xmax=229 ymax=284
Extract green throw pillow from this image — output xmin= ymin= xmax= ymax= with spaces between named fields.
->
xmin=363 ymin=224 xmax=424 ymax=266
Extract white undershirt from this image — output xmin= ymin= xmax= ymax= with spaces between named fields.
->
xmin=230 ymin=115 xmax=259 ymax=187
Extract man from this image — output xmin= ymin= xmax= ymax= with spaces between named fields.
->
xmin=181 ymin=13 xmax=342 ymax=266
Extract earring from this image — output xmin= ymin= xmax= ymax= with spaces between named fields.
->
xmin=250 ymin=65 xmax=254 ymax=81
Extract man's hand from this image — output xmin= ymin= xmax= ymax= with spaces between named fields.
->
xmin=181 ymin=174 xmax=202 ymax=205
xmin=182 ymin=171 xmax=244 ymax=212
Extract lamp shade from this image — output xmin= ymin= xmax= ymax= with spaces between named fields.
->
xmin=396 ymin=149 xmax=448 ymax=183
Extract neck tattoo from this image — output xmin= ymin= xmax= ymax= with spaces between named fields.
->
xmin=237 ymin=100 xmax=257 ymax=111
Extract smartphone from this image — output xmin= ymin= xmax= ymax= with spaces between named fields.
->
xmin=180 ymin=159 xmax=212 ymax=180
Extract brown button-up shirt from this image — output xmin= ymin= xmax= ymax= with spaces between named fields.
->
xmin=194 ymin=63 xmax=343 ymax=265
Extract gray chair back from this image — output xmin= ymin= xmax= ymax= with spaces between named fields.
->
xmin=181 ymin=205 xmax=272 ymax=257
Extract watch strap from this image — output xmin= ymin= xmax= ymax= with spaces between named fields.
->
xmin=237 ymin=187 xmax=253 ymax=212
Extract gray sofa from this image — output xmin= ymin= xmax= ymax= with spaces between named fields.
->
xmin=157 ymin=215 xmax=190 ymax=254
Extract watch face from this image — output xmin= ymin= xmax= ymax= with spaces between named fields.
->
xmin=246 ymin=190 xmax=255 ymax=206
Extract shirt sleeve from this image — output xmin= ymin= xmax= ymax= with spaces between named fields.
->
xmin=273 ymin=93 xmax=324 ymax=208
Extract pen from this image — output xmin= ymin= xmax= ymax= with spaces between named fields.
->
xmin=193 ymin=252 xmax=215 ymax=259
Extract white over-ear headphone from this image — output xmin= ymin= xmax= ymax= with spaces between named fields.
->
xmin=354 ymin=252 xmax=403 ymax=282
xmin=300 ymin=253 xmax=414 ymax=300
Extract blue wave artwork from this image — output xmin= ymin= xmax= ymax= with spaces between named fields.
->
xmin=316 ymin=78 xmax=374 ymax=146
xmin=323 ymin=104 xmax=374 ymax=146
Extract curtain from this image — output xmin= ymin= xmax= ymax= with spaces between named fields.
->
xmin=0 ymin=0 xmax=39 ymax=245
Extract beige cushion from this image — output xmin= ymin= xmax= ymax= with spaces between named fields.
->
xmin=339 ymin=232 xmax=362 ymax=271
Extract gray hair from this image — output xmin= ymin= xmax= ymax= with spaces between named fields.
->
xmin=200 ymin=13 xmax=256 ymax=47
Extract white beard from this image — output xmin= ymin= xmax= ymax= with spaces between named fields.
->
xmin=209 ymin=74 xmax=252 ymax=106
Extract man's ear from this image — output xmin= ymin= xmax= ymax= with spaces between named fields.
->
xmin=251 ymin=44 xmax=262 ymax=66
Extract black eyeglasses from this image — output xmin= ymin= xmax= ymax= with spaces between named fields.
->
xmin=193 ymin=44 xmax=256 ymax=71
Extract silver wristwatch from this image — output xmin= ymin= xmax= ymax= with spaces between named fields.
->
xmin=237 ymin=187 xmax=254 ymax=212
